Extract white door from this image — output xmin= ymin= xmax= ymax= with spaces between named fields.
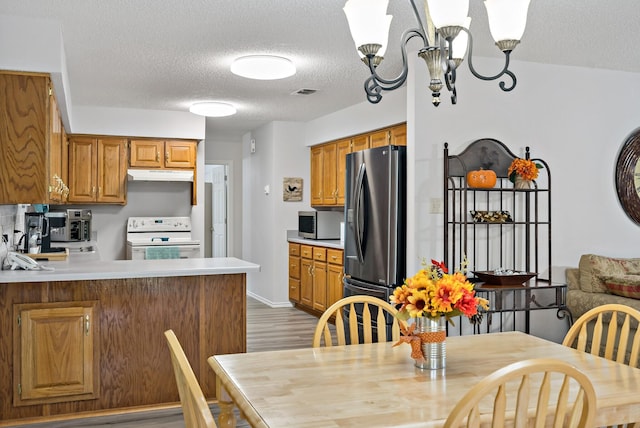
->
xmin=211 ymin=165 xmax=227 ymax=257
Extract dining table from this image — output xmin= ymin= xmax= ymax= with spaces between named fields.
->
xmin=208 ymin=331 xmax=640 ymax=427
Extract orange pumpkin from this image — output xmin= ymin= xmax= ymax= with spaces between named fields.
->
xmin=466 ymin=169 xmax=497 ymax=188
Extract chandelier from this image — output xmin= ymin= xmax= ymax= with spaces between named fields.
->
xmin=343 ymin=0 xmax=531 ymax=106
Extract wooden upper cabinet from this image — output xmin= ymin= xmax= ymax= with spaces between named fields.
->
xmin=335 ymin=139 xmax=351 ymax=206
xmin=68 ymin=136 xmax=127 ymax=204
xmin=322 ymin=143 xmax=338 ymax=205
xmin=351 ymin=135 xmax=370 ymax=152
xmin=14 ymin=302 xmax=100 ymax=406
xmin=48 ymin=89 xmax=64 ymax=203
xmin=97 ymin=138 xmax=127 ymax=203
xmin=165 ymin=140 xmax=196 ymax=168
xmin=310 ymin=123 xmax=406 ymax=207
xmin=129 ymin=140 xmax=163 ymax=167
xmin=310 ymin=146 xmax=324 ymax=206
xmin=130 ymin=139 xmax=196 ymax=169
xmin=68 ymin=137 xmax=97 ymax=202
xmin=369 ymin=129 xmax=389 ymax=148
xmin=0 ymin=71 xmax=63 ymax=204
xmin=389 ymin=123 xmax=407 ymax=146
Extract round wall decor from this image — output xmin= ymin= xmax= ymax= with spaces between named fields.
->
xmin=615 ymin=127 xmax=640 ymax=225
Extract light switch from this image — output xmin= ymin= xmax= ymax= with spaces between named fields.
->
xmin=264 ymin=185 xmax=270 ymax=195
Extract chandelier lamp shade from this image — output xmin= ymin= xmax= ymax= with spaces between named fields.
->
xmin=343 ymin=0 xmax=531 ymax=106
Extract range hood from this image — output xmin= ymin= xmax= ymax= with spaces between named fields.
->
xmin=127 ymin=169 xmax=193 ymax=182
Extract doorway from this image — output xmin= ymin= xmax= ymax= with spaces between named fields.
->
xmin=204 ymin=164 xmax=228 ymax=257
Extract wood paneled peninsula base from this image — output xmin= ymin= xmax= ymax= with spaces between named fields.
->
xmin=0 ymin=257 xmax=259 ymax=425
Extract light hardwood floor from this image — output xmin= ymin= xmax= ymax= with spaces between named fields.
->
xmin=10 ymin=297 xmax=321 ymax=428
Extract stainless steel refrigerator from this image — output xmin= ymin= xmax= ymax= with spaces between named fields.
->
xmin=343 ymin=145 xmax=406 ymax=334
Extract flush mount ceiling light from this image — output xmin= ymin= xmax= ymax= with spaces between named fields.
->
xmin=231 ymin=55 xmax=296 ymax=80
xmin=343 ymin=0 xmax=530 ymax=106
xmin=189 ymin=102 xmax=237 ymax=117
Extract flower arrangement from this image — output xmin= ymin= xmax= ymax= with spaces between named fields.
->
xmin=390 ymin=259 xmax=489 ymax=324
xmin=508 ymin=158 xmax=544 ymax=182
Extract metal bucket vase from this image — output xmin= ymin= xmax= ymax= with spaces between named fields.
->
xmin=514 ymin=176 xmax=533 ymax=189
xmin=414 ymin=317 xmax=446 ymax=370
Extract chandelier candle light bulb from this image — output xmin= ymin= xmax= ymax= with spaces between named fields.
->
xmin=343 ymin=0 xmax=531 ymax=105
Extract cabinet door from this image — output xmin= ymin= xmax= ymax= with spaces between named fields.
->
xmin=289 ymin=255 xmax=300 ymax=280
xmin=129 ymin=139 xmax=163 ymax=168
xmin=312 ymin=261 xmax=327 ymax=312
xmin=310 ymin=146 xmax=324 ymax=206
xmin=165 ymin=141 xmax=196 ymax=168
xmin=300 ymin=258 xmax=314 ymax=308
xmin=327 ymin=263 xmax=344 ymax=309
xmin=97 ymin=138 xmax=127 ymax=203
xmin=48 ymin=87 xmax=63 ymax=203
xmin=335 ymin=139 xmax=351 ymax=206
xmin=369 ymin=129 xmax=389 ymax=148
xmin=351 ymin=135 xmax=370 ymax=152
xmin=389 ymin=124 xmax=407 ymax=146
xmin=322 ymin=143 xmax=338 ymax=205
xmin=68 ymin=137 xmax=98 ymax=202
xmin=289 ymin=278 xmax=301 ymax=303
xmin=15 ymin=302 xmax=99 ymax=405
xmin=0 ymin=73 xmax=49 ymax=204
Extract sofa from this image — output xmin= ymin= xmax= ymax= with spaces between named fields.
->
xmin=566 ymin=253 xmax=640 ymax=321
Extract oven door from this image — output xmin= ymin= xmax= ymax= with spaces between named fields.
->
xmin=127 ymin=244 xmax=201 ymax=260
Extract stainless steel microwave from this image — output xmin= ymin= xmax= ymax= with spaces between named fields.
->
xmin=298 ymin=211 xmax=342 ymax=240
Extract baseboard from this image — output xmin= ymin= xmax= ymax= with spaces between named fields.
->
xmin=247 ymin=291 xmax=293 ymax=308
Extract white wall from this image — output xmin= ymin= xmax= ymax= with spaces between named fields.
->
xmin=242 ymin=122 xmax=309 ymax=306
xmin=408 ymin=57 xmax=640 ymax=273
xmin=304 ymin=88 xmax=407 ymax=146
xmin=0 ymin=14 xmax=73 ymax=130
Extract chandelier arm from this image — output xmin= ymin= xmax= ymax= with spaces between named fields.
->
xmin=464 ymin=28 xmax=517 ymax=91
xmin=408 ymin=0 xmax=430 ymax=45
xmin=366 ymin=29 xmax=425 ymax=90
xmin=443 ymin=36 xmax=456 ymax=92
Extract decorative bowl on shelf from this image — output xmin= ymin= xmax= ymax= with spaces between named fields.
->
xmin=470 ymin=210 xmax=513 ymax=223
xmin=472 ymin=270 xmax=537 ymax=285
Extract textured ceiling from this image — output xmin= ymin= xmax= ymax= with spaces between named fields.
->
xmin=3 ymin=0 xmax=639 ymax=139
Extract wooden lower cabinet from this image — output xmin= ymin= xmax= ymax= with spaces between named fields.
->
xmin=288 ymin=243 xmax=301 ymax=303
xmin=289 ymin=242 xmax=343 ymax=316
xmin=15 ymin=302 xmax=99 ymax=406
xmin=327 ymin=249 xmax=344 ymax=309
xmin=0 ymin=274 xmax=246 ymax=424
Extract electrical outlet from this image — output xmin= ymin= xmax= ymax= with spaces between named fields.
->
xmin=429 ymin=197 xmax=443 ymax=214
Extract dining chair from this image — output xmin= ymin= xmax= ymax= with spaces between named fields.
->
xmin=444 ymin=358 xmax=596 ymax=428
xmin=164 ymin=329 xmax=217 ymax=428
xmin=562 ymin=303 xmax=640 ymax=368
xmin=312 ymin=295 xmax=400 ymax=347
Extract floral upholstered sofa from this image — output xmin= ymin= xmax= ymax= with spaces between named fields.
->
xmin=566 ymin=254 xmax=640 ymax=321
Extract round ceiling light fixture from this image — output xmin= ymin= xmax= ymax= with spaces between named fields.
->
xmin=231 ymin=55 xmax=296 ymax=80
xmin=189 ymin=101 xmax=237 ymax=117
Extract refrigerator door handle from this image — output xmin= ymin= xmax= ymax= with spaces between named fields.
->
xmin=354 ymin=162 xmax=365 ymax=263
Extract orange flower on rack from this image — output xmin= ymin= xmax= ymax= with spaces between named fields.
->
xmin=508 ymin=158 xmax=544 ymax=182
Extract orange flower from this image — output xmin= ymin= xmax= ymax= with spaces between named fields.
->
xmin=390 ymin=259 xmax=488 ymax=325
xmin=508 ymin=158 xmax=543 ymax=182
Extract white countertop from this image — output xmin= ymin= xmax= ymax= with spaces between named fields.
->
xmin=0 ymin=257 xmax=260 ymax=283
xmin=287 ymin=236 xmax=344 ymax=250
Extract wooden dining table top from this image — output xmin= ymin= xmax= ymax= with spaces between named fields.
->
xmin=209 ymin=331 xmax=640 ymax=428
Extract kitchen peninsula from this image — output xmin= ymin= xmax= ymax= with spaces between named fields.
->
xmin=0 ymin=257 xmax=259 ymax=425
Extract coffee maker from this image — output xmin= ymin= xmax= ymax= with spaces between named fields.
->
xmin=24 ymin=213 xmax=64 ymax=254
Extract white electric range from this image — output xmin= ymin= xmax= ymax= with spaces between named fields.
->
xmin=125 ymin=216 xmax=201 ymax=260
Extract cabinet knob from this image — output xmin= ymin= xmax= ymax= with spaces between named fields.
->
xmin=156 ymin=151 xmax=160 ymax=162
